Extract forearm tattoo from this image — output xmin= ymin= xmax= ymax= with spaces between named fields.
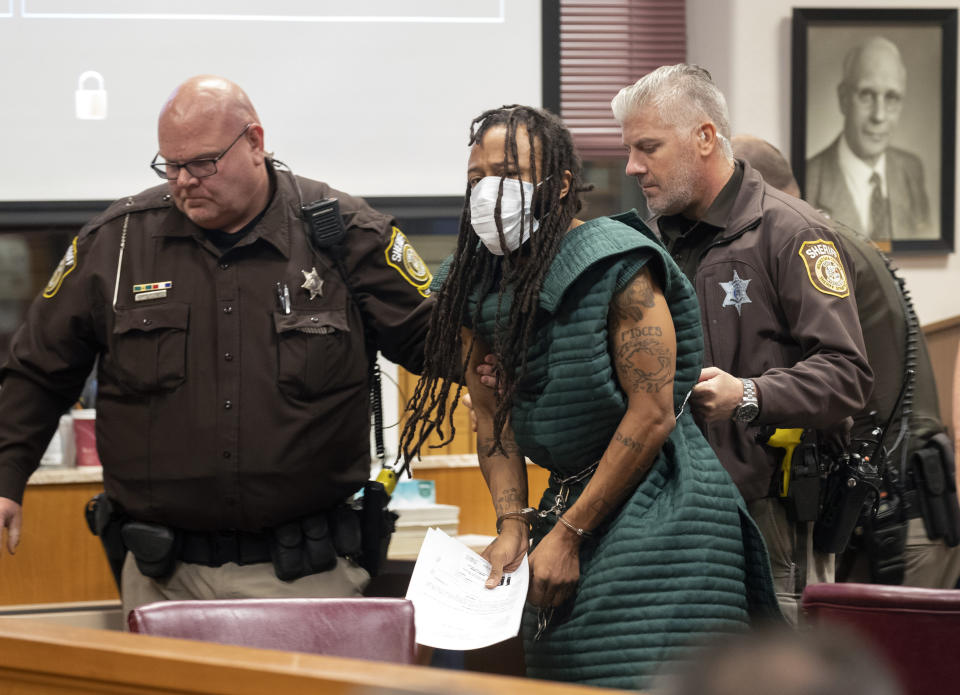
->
xmin=614 ymin=430 xmax=645 ymax=454
xmin=494 ymin=487 xmax=525 ymax=516
xmin=479 ymin=434 xmax=522 ymax=458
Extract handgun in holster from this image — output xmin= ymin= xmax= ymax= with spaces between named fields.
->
xmin=84 ymin=493 xmax=126 ymax=591
xmin=357 ymin=469 xmax=399 ymax=577
xmin=813 ymin=447 xmax=882 ymax=555
xmin=765 ymin=427 xmax=821 ymax=522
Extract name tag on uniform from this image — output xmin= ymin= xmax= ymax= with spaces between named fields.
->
xmin=135 ymin=289 xmax=167 ymax=302
xmin=133 ymin=280 xmax=172 ymax=302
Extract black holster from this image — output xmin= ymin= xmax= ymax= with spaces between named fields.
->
xmin=121 ymin=521 xmax=179 ymax=579
xmin=909 ymin=433 xmax=960 ymax=546
xmin=783 ymin=443 xmax=822 ymax=522
xmin=84 ymin=493 xmax=126 ymax=590
xmin=358 ymin=481 xmax=397 ymax=577
xmin=814 ymin=452 xmax=881 ymax=554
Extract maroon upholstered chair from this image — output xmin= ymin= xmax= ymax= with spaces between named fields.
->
xmin=802 ymin=582 xmax=960 ymax=695
xmin=128 ymin=597 xmax=416 ymax=664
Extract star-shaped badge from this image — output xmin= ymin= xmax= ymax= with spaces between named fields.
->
xmin=720 ymin=270 xmax=752 ymax=316
xmin=301 ymin=267 xmax=324 ymax=300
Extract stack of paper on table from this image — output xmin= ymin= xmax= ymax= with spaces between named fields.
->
xmin=387 ymin=503 xmax=459 ymax=559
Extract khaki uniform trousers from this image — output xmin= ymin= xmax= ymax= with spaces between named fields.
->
xmin=748 ymin=497 xmax=834 ymax=627
xmin=121 ymin=552 xmax=370 ymax=624
xmin=843 ymin=517 xmax=960 ymax=589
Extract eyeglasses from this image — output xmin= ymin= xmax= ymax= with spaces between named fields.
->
xmin=852 ymin=88 xmax=903 ymax=113
xmin=150 ymin=123 xmax=254 ymax=180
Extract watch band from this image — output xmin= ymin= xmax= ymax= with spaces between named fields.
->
xmin=733 ymin=378 xmax=759 ymax=422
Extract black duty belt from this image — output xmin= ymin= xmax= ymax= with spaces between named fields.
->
xmin=179 ymin=528 xmax=272 ymax=566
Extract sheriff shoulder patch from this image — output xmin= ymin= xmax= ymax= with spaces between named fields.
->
xmin=43 ymin=237 xmax=79 ymax=299
xmin=798 ymin=239 xmax=849 ymax=298
xmin=385 ymin=226 xmax=432 ymax=297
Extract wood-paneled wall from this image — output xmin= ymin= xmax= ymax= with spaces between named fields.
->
xmin=921 ymin=315 xmax=960 ymax=439
xmin=396 ymin=367 xmax=476 ymax=456
xmin=0 ymin=482 xmax=117 ymax=606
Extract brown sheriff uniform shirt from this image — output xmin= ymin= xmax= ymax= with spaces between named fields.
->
xmin=650 ymin=161 xmax=873 ymax=501
xmin=0 ymin=164 xmax=432 ymax=532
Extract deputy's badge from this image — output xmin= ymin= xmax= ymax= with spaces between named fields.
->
xmin=42 ymin=237 xmax=78 ymax=299
xmin=719 ymin=270 xmax=752 ymax=316
xmin=301 ymin=267 xmax=324 ymax=300
xmin=385 ymin=226 xmax=432 ymax=297
xmin=798 ymin=239 xmax=850 ymax=298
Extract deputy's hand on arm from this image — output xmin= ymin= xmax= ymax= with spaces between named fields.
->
xmin=528 ymin=266 xmax=677 ymax=607
xmin=461 ymin=327 xmax=531 ymax=589
xmin=0 ymin=497 xmax=22 ymax=556
xmin=461 ymin=392 xmax=478 ymax=433
xmin=690 ymin=366 xmax=744 ymax=422
xmin=476 ymin=354 xmax=499 ymax=390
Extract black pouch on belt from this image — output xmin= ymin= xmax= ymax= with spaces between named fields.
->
xmin=270 ymin=515 xmax=337 ymax=581
xmin=120 ymin=521 xmax=179 ymax=579
xmin=864 ymin=490 xmax=908 ymax=584
xmin=331 ymin=504 xmax=362 ymax=558
xmin=909 ymin=433 xmax=960 ymax=546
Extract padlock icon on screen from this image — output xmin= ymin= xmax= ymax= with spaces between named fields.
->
xmin=75 ymin=71 xmax=107 ymax=120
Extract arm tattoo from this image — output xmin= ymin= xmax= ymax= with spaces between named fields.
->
xmin=479 ymin=434 xmax=522 ymax=458
xmin=494 ymin=488 xmax=525 ymax=516
xmin=615 ymin=333 xmax=674 ymax=393
xmin=610 ymin=271 xmax=657 ymax=323
xmin=614 ymin=430 xmax=645 ymax=454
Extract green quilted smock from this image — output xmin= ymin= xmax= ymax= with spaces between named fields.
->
xmin=447 ymin=212 xmax=779 ymax=690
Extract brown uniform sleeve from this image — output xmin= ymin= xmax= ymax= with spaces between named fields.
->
xmin=752 ymin=225 xmax=873 ymax=428
xmin=0 ymin=232 xmax=102 ymax=502
xmin=337 ymin=198 xmax=433 ymax=375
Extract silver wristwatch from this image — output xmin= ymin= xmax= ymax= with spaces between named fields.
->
xmin=731 ymin=378 xmax=759 ymax=423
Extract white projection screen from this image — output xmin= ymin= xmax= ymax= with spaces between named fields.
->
xmin=0 ymin=0 xmax=542 ymax=201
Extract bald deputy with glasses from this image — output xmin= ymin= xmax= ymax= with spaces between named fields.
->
xmin=0 ymin=75 xmax=432 ymax=616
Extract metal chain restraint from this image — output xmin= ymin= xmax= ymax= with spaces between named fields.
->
xmin=533 ymin=461 xmax=598 ymax=641
xmin=534 ymin=388 xmax=693 ymax=640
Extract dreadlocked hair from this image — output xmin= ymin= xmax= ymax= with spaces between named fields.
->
xmin=398 ymin=105 xmax=591 ymax=466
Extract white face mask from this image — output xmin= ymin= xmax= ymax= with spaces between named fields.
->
xmin=469 ymin=176 xmax=540 ymax=255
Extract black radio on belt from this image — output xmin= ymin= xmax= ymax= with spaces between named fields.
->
xmin=303 ymin=198 xmax=346 ymax=250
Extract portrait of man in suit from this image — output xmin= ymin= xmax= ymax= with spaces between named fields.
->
xmin=806 ymin=36 xmax=931 ymax=241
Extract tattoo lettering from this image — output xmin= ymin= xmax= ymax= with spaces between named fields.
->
xmin=620 ymin=326 xmax=662 ymax=342
xmin=495 ymin=488 xmax=525 ymax=516
xmin=615 ymin=335 xmax=674 ymax=394
xmin=614 ymin=430 xmax=645 ymax=454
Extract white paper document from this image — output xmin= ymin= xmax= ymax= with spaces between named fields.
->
xmin=404 ymin=527 xmax=529 ymax=650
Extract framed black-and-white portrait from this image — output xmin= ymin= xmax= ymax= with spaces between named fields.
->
xmin=791 ymin=8 xmax=957 ymax=252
